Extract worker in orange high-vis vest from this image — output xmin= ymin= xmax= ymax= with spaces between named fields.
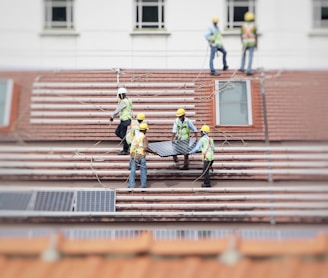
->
xmin=239 ymin=12 xmax=257 ymax=76
xmin=128 ymin=123 xmax=157 ymax=188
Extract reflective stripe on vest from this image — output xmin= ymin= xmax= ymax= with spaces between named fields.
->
xmin=130 ymin=132 xmax=145 ymax=156
xmin=120 ymin=98 xmax=132 ymax=121
xmin=201 ymin=136 xmax=214 ymax=161
xmin=242 ymin=22 xmax=256 ymax=47
xmin=176 ymin=118 xmax=190 ymax=140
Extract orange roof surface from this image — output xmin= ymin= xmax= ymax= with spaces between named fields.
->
xmin=0 ymin=231 xmax=327 ymax=278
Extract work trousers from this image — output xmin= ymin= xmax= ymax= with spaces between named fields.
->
xmin=203 ymin=160 xmax=214 ymax=186
xmin=240 ymin=46 xmax=255 ymax=74
xmin=210 ymin=45 xmax=228 ymax=72
xmin=128 ymin=157 xmax=147 ymax=188
xmin=115 ymin=119 xmax=131 ymax=152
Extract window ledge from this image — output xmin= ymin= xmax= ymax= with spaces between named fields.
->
xmin=130 ymin=30 xmax=171 ymax=36
xmin=40 ymin=29 xmax=80 ymax=37
xmin=222 ymin=29 xmax=241 ymax=36
xmin=308 ymin=29 xmax=328 ymax=37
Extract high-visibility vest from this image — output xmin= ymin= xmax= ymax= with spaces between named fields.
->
xmin=209 ymin=26 xmax=222 ymax=47
xmin=130 ymin=132 xmax=145 ymax=156
xmin=119 ymin=98 xmax=132 ymax=121
xmin=241 ymin=22 xmax=256 ymax=47
xmin=126 ymin=120 xmax=139 ymax=145
xmin=176 ymin=118 xmax=191 ymax=140
xmin=200 ymin=135 xmax=214 ymax=161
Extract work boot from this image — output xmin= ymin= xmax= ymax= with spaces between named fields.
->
xmin=180 ymin=165 xmax=189 ymax=170
xmin=118 ymin=150 xmax=129 ymax=155
xmin=223 ymin=65 xmax=229 ymax=71
xmin=210 ymin=71 xmax=220 ymax=76
xmin=201 ymin=184 xmax=211 ymax=187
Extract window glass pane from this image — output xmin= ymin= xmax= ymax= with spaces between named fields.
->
xmin=0 ymin=82 xmax=7 ymax=125
xmin=217 ymin=81 xmax=250 ymax=125
xmin=162 ymin=6 xmax=164 ymax=23
xmin=234 ymin=6 xmax=248 ymax=22
xmin=322 ymin=7 xmax=328 ymax=20
xmin=52 ymin=7 xmax=66 ymax=22
xmin=0 ymin=80 xmax=12 ymax=127
xmin=142 ymin=6 xmax=158 ymax=23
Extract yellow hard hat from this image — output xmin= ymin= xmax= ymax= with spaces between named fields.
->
xmin=136 ymin=113 xmax=145 ymax=121
xmin=139 ymin=123 xmax=148 ymax=131
xmin=176 ymin=108 xmax=186 ymax=117
xmin=201 ymin=125 xmax=210 ymax=133
xmin=212 ymin=16 xmax=219 ymax=23
xmin=244 ymin=12 xmax=255 ymax=22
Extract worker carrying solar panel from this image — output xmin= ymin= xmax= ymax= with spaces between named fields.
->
xmin=187 ymin=125 xmax=215 ymax=187
xmin=171 ymin=108 xmax=198 ymax=170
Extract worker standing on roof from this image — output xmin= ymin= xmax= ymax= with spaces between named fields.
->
xmin=239 ymin=11 xmax=257 ymax=76
xmin=109 ymin=87 xmax=132 ymax=155
xmin=171 ymin=108 xmax=198 ymax=170
xmin=205 ymin=16 xmax=229 ymax=76
xmin=188 ymin=125 xmax=215 ymax=187
xmin=129 ymin=123 xmax=157 ymax=188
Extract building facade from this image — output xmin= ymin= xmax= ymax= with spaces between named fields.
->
xmin=0 ymin=0 xmax=327 ymax=70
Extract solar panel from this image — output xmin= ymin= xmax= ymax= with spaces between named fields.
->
xmin=33 ymin=191 xmax=74 ymax=211
xmin=76 ymin=190 xmax=116 ymax=212
xmin=0 ymin=192 xmax=32 ymax=210
xmin=149 ymin=138 xmax=198 ymax=157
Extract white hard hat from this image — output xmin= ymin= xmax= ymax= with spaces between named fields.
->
xmin=117 ymin=87 xmax=127 ymax=96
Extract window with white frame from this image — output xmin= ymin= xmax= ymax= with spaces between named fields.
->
xmin=226 ymin=0 xmax=256 ymax=30
xmin=0 ymin=80 xmax=14 ymax=128
xmin=135 ymin=0 xmax=165 ymax=30
xmin=313 ymin=0 xmax=328 ymax=28
xmin=44 ymin=0 xmax=74 ymax=29
xmin=215 ymin=80 xmax=253 ymax=126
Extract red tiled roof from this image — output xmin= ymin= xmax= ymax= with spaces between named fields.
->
xmin=1 ymin=69 xmax=328 ymax=142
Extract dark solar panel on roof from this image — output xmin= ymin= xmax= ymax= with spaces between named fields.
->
xmin=0 ymin=192 xmax=32 ymax=210
xmin=149 ymin=138 xmax=197 ymax=157
xmin=33 ymin=191 xmax=74 ymax=211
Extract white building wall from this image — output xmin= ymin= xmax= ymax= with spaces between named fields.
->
xmin=0 ymin=0 xmax=327 ymax=70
